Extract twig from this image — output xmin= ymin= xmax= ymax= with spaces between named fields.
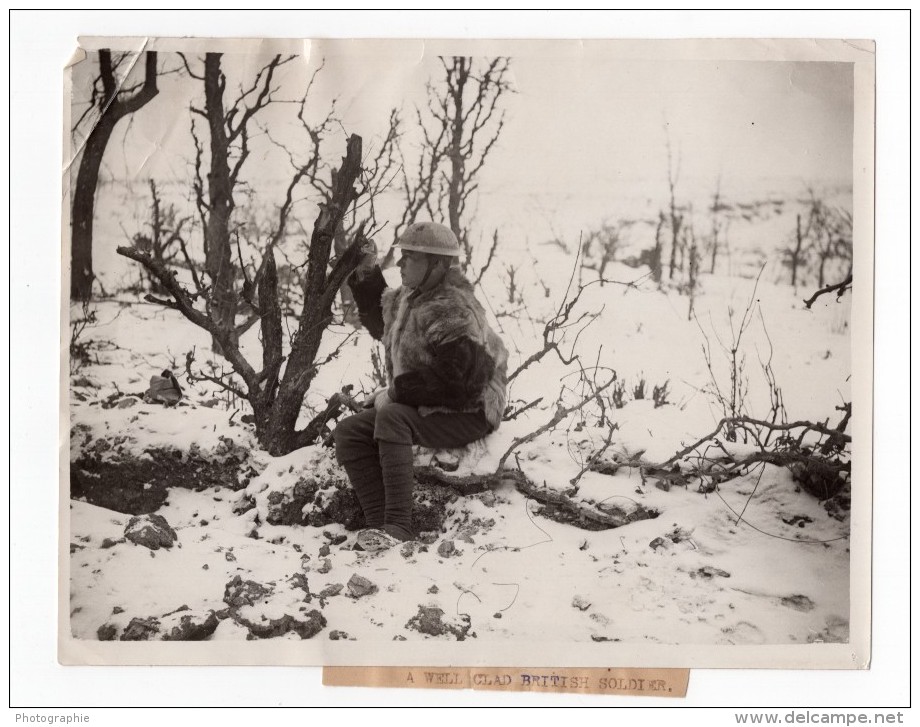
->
xmin=496 ymin=376 xmax=617 ymax=472
xmin=569 ymin=421 xmax=620 ymax=489
xmin=503 ymin=397 xmax=543 ymax=422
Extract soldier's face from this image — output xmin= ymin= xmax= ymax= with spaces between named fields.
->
xmin=397 ymin=251 xmax=431 ymax=289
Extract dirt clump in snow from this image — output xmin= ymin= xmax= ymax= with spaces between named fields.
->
xmin=240 ymin=611 xmax=326 ymax=640
xmin=218 ymin=576 xmax=326 ymax=639
xmin=72 ymin=436 xmax=256 ymax=515
xmin=96 ymin=623 xmax=118 ymax=641
xmin=257 ymin=476 xmax=364 ymax=530
xmin=405 ymin=606 xmax=471 ymax=640
xmin=693 ymin=566 xmax=731 ymax=579
xmin=160 ymin=609 xmax=220 ymax=641
xmin=792 ymin=458 xmax=849 ymax=500
xmin=780 ymin=594 xmax=815 ymax=612
xmin=822 ymin=481 xmax=851 ymax=522
xmin=250 ymin=472 xmax=459 ymax=535
xmin=223 ymin=576 xmax=273 ymax=608
xmin=120 ymin=616 xmax=161 ymax=641
xmin=436 ymin=540 xmax=458 ymax=558
xmin=288 ymin=573 xmax=313 ymax=601
xmin=124 ymin=514 xmax=177 ymax=550
xmin=412 ymin=482 xmax=458 ymax=534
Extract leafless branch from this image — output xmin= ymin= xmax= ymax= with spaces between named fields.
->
xmin=569 ymin=420 xmax=620 ymax=489
xmin=184 ymin=347 xmax=247 ymax=400
xmin=658 ymin=414 xmax=851 ymax=471
xmin=503 ymin=397 xmax=544 ymax=422
xmin=496 ymin=375 xmax=617 ymax=472
xmin=803 ymin=273 xmax=853 ymax=309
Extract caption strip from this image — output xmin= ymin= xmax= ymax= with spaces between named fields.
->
xmin=323 ymin=666 xmax=689 ymax=696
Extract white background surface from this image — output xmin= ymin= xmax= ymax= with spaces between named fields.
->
xmin=7 ymin=8 xmax=911 ymax=718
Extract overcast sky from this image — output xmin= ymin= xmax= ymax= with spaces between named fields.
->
xmin=70 ymin=40 xmax=854 ymax=240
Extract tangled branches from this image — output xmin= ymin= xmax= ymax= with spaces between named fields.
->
xmin=657 ymin=406 xmax=851 ymax=500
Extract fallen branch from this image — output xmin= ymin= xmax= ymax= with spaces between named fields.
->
xmin=412 ymin=464 xmax=656 ymax=531
xmin=803 ymin=273 xmax=853 ymax=309
xmin=659 ymin=414 xmax=851 ymax=470
xmin=412 ymin=466 xmax=525 ymax=497
xmin=514 ymin=477 xmax=658 ymax=531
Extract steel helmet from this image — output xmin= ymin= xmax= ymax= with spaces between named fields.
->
xmin=395 ymin=222 xmax=463 ymax=257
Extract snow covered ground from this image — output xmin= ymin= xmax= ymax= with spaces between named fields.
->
xmin=66 ymin=179 xmax=854 ymax=660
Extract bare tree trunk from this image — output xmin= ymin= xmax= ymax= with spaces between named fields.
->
xmin=117 ymin=136 xmax=367 ymax=457
xmin=71 ymin=115 xmax=116 ymax=300
xmin=818 ymin=250 xmax=828 ymax=289
xmin=790 ymin=213 xmax=804 ymax=287
xmin=447 ymin=59 xmax=468 ymax=248
xmin=203 ymin=53 xmax=238 ymax=354
xmin=402 ymin=57 xmax=510 ymax=274
xmin=709 ymin=197 xmax=719 ymax=275
xmin=70 ymin=50 xmax=158 ymax=300
xmin=687 ymin=226 xmax=699 ymax=321
xmin=333 ymin=221 xmax=360 ymax=325
xmin=260 ymin=136 xmax=365 ymax=455
xmin=650 ymin=212 xmax=664 ymax=285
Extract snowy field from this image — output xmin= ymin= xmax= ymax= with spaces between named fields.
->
xmin=67 ymin=178 xmax=853 ymax=653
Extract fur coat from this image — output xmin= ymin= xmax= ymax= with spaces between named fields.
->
xmin=349 ymin=266 xmax=508 ymax=431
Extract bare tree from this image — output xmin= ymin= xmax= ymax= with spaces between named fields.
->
xmin=70 ymin=50 xmax=159 ymax=300
xmin=809 ymin=200 xmax=853 ymax=289
xmin=116 ymin=53 xmax=375 ymax=455
xmin=784 ymin=191 xmax=853 ymax=291
xmin=645 ymin=211 xmax=666 ymax=285
xmin=331 ymin=109 xmax=402 ymax=322
xmin=582 ymin=222 xmax=621 ymax=283
xmin=685 ymin=221 xmax=700 ymax=321
xmin=783 ymin=212 xmax=809 ymax=288
xmin=708 ymin=177 xmax=726 ymax=275
xmin=129 ymin=180 xmax=191 ymax=295
xmin=665 ymin=131 xmax=684 ymax=281
xmin=179 ymin=52 xmax=296 ymax=354
xmin=119 ymin=135 xmax=369 ymax=456
xmin=398 ymin=56 xmax=512 ymax=275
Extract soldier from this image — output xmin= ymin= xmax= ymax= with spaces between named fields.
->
xmin=334 ymin=222 xmax=508 ymax=551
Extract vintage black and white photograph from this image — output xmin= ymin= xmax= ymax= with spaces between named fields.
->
xmin=61 ymin=37 xmax=873 ymax=666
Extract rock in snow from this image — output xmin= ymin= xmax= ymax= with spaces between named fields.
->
xmin=346 ymin=574 xmax=377 ymax=599
xmin=124 ymin=514 xmax=177 ymax=550
xmin=572 ymin=595 xmax=591 ymax=611
xmin=437 ymin=540 xmax=457 ymax=558
xmin=319 ymin=584 xmax=344 ymax=599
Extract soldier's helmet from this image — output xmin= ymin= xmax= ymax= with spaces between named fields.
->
xmin=395 ymin=222 xmax=463 ymax=257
